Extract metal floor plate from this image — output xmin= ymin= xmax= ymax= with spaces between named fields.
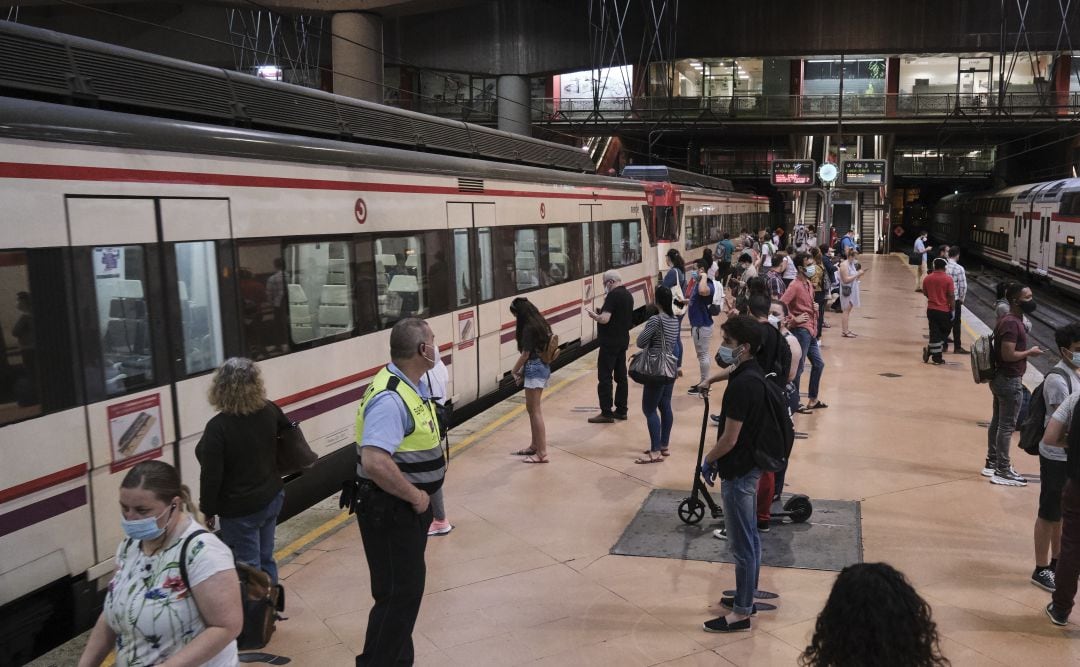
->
xmin=611 ymin=489 xmax=863 ymax=572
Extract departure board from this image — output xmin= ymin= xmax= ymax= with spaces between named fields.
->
xmin=841 ymin=159 xmax=887 ymax=186
xmin=771 ymin=160 xmax=816 ymax=187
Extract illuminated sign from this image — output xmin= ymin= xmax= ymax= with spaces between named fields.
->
xmin=771 ymin=160 xmax=816 ymax=187
xmin=841 ymin=159 xmax=887 ymax=186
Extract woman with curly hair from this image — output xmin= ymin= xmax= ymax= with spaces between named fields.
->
xmin=509 ymin=297 xmax=552 ymax=463
xmin=196 ymin=357 xmax=290 ymax=582
xmin=801 ymin=562 xmax=950 ymax=667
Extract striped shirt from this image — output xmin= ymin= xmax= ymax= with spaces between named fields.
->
xmin=945 ymin=259 xmax=967 ymax=303
xmin=637 ymin=313 xmax=680 ymax=353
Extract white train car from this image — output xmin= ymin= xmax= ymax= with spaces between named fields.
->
xmin=0 ymin=97 xmax=659 ymax=656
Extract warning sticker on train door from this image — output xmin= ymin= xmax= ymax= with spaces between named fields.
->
xmin=107 ymin=394 xmax=164 ymax=472
xmin=458 ymin=311 xmax=475 ymax=350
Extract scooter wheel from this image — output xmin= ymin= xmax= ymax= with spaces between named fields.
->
xmin=678 ymin=497 xmax=706 ymax=525
xmin=784 ymin=494 xmax=813 ymax=523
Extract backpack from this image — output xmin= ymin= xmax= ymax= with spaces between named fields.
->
xmin=753 ymin=376 xmax=795 ymax=472
xmin=793 ymin=225 xmax=808 ymax=251
xmin=708 ymin=278 xmax=723 ymax=316
xmin=970 ymin=333 xmax=996 ymax=384
xmin=1018 ymin=369 xmax=1073 ymax=455
xmin=765 ymin=272 xmax=786 ymax=299
xmin=539 ymin=332 xmax=560 ymax=365
xmin=179 ymin=530 xmax=284 ymax=651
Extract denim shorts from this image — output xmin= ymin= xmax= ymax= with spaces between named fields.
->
xmin=523 ymin=358 xmax=550 ymax=389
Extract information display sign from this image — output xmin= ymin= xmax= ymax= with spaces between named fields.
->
xmin=770 ymin=160 xmax=816 ymax=187
xmin=841 ymin=159 xmax=887 ymax=186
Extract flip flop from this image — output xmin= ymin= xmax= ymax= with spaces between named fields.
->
xmin=807 ymin=401 xmax=829 ymax=409
xmin=511 ymin=448 xmax=537 ymax=456
xmin=634 ymin=457 xmax=664 ymax=464
xmin=523 ymin=454 xmax=549 ymax=464
xmin=842 ymin=331 xmax=857 ymax=338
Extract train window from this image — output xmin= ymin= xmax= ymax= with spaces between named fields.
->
xmin=452 ymin=229 xmax=473 ymax=308
xmin=0 ymin=253 xmax=42 ymax=424
xmin=1057 ymin=243 xmax=1080 ymax=271
xmin=514 ymin=228 xmax=541 ymax=292
xmin=92 ymin=246 xmax=155 ymax=396
xmin=352 ymin=238 xmax=379 ymax=334
xmin=374 ymin=233 xmax=453 ymax=325
xmin=607 ymin=220 xmax=642 ymax=269
xmin=282 ymin=240 xmax=355 ymax=343
xmin=476 ymin=228 xmax=495 ymax=302
xmin=236 ymin=241 xmax=288 ymax=359
xmin=1062 ymin=193 xmax=1080 ymax=216
xmin=655 ymin=207 xmax=679 ymax=241
xmin=545 ymin=226 xmax=570 ymax=285
xmin=581 ymin=222 xmax=593 ymax=275
xmin=174 ymin=242 xmax=224 ymax=376
xmin=641 ymin=206 xmax=656 ymax=247
xmin=684 ymin=216 xmax=698 ymax=249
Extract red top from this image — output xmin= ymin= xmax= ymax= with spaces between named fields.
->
xmin=994 ymin=313 xmax=1028 ymax=377
xmin=923 ymin=271 xmax=954 ymax=313
xmin=780 ymin=277 xmax=817 ymax=338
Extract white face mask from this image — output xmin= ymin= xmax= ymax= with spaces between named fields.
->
xmin=421 ymin=342 xmax=437 ymax=366
xmin=767 ymin=314 xmax=782 ymax=328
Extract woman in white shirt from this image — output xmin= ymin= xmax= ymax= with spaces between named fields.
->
xmin=79 ymin=460 xmax=242 ymax=667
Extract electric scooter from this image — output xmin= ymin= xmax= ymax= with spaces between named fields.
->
xmin=677 ymin=389 xmax=813 ymax=526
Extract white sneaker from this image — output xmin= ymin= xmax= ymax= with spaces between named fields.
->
xmin=713 ymin=527 xmax=727 ymax=540
xmin=427 ymin=519 xmax=454 ymax=536
xmin=980 ymin=466 xmax=995 ymax=477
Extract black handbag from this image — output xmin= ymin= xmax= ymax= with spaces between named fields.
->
xmin=628 ymin=316 xmax=678 ymax=385
xmin=276 ymin=421 xmax=317 ymax=476
xmin=841 ymin=284 xmax=852 ymax=297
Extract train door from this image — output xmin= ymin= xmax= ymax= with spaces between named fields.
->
xmin=580 ymin=204 xmax=598 ymax=343
xmin=66 ymin=197 xmax=229 ymax=564
xmin=446 ymin=203 xmax=480 ymax=404
xmin=448 ymin=203 xmax=499 ymax=397
xmin=1010 ymin=202 xmax=1026 ymax=267
xmin=1035 ymin=203 xmax=1054 ymax=276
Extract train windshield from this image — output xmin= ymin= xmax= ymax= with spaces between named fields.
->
xmin=655 ymin=205 xmax=682 ymax=242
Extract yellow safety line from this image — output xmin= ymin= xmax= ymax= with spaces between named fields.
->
xmin=269 ymin=367 xmax=589 ymax=562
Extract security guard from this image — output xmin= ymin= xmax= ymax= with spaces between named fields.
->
xmin=353 ymin=317 xmax=445 ymax=666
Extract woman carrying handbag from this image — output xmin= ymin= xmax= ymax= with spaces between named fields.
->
xmin=631 ymin=286 xmax=680 ymax=463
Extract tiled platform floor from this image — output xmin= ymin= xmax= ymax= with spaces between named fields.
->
xmin=266 ymin=254 xmax=1080 ymax=666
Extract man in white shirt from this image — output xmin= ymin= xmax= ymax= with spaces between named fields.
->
xmin=914 ymin=232 xmax=929 ymax=292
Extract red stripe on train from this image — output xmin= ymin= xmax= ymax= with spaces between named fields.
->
xmin=0 ymin=463 xmax=87 ymax=505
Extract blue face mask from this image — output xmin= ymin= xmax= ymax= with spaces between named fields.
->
xmin=716 ymin=345 xmax=739 ymax=366
xmin=121 ymin=505 xmax=173 ymax=541
xmin=1072 ymin=351 xmax=1080 ymax=367
xmin=804 ymin=265 xmax=818 ymax=278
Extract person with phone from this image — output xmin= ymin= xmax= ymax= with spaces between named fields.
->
xmin=586 ymin=270 xmax=634 ymax=423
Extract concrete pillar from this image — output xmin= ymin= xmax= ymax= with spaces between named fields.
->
xmin=497 ymin=74 xmax=531 ymax=136
xmin=332 ymin=12 xmax=383 ymax=103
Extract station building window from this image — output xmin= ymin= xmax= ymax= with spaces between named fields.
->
xmin=804 ymin=58 xmax=886 ymax=95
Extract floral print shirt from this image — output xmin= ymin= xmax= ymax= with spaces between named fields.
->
xmin=105 ymin=519 xmax=238 ymax=666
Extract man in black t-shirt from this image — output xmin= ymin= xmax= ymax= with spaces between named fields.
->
xmin=702 ymin=315 xmax=767 ymax=634
xmin=586 ymin=270 xmax=635 ymax=423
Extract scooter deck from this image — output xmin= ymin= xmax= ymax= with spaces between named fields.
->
xmin=723 ymin=589 xmax=779 ymax=600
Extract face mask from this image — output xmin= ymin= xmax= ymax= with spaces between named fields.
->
xmin=122 ymin=505 xmax=174 ymax=541
xmin=716 ymin=345 xmax=739 ymax=366
xmin=1019 ymin=299 xmax=1037 ymax=314
xmin=688 ymin=270 xmax=699 ymax=281
xmin=1072 ymin=352 xmax=1080 ymax=367
xmin=767 ymin=314 xmax=781 ymax=328
xmin=804 ymin=265 xmax=818 ymax=278
xmin=420 ymin=343 xmax=437 ymax=366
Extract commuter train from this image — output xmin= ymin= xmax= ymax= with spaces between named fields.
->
xmin=0 ymin=94 xmax=769 ymax=656
xmin=932 ymin=179 xmax=1080 ymax=296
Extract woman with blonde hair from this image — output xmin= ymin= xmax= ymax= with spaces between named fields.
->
xmin=78 ymin=460 xmax=242 ymax=667
xmin=197 ymin=357 xmax=290 ymax=582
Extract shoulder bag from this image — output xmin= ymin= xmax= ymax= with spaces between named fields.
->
xmin=628 ymin=316 xmax=678 ymax=385
xmin=276 ymin=409 xmax=317 ymax=476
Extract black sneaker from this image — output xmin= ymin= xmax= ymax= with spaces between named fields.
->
xmin=587 ymin=413 xmax=615 ymax=424
xmin=757 ymin=521 xmax=770 ymax=533
xmin=687 ymin=386 xmax=701 ymax=396
xmin=1032 ymin=567 xmax=1056 ymax=592
xmin=703 ymin=615 xmax=752 ymax=633
xmin=613 ymin=412 xmax=628 ymax=421
xmin=922 ymin=346 xmax=930 ymax=363
xmin=931 ymin=358 xmax=946 ymax=365
xmin=1046 ymin=602 xmax=1069 ymax=626
xmin=710 ymin=414 xmax=722 ymax=424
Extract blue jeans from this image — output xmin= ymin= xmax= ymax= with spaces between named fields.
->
xmin=988 ymin=374 xmax=1023 ymax=473
xmin=641 ymin=381 xmax=674 ymax=452
xmin=674 ymin=315 xmax=685 ymax=368
xmin=721 ymin=468 xmax=762 ymax=616
xmin=218 ymin=489 xmax=285 ymax=583
xmin=791 ymin=327 xmax=825 ymax=402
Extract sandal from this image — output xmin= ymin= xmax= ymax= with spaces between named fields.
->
xmin=634 ymin=456 xmax=664 ymax=464
xmin=807 ymin=401 xmax=829 ymax=410
xmin=841 ymin=331 xmax=857 ymax=338
xmin=523 ymin=454 xmax=549 ymax=464
xmin=511 ymin=448 xmax=537 ymax=456
xmin=660 ymin=448 xmax=670 ymax=457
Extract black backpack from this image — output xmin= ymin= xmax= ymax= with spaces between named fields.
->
xmin=1018 ymin=369 xmax=1073 ymax=455
xmin=753 ymin=376 xmax=795 ymax=472
xmin=179 ymin=530 xmax=285 ymax=650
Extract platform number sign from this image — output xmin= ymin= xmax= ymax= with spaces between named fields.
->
xmin=770 ymin=160 xmax=816 ymax=187
xmin=841 ymin=160 xmax=887 ymax=186
xmin=354 ymin=198 xmax=367 ymax=224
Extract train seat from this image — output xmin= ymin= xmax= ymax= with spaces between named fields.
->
xmin=318 ymin=284 xmax=352 ymax=336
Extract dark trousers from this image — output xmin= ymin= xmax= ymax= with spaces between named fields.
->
xmin=951 ymin=301 xmax=963 ymax=350
xmin=1052 ymin=479 xmax=1080 ymax=617
xmin=926 ymin=309 xmax=951 ymax=363
xmin=357 ymin=497 xmax=433 ymax=666
xmin=814 ymin=291 xmax=827 ymax=339
xmin=597 ymin=345 xmax=628 ymax=416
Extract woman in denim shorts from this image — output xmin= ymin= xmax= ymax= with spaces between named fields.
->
xmin=509 ymin=297 xmax=552 ymax=463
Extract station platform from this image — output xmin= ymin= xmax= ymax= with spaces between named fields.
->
xmin=32 ymin=253 xmax=1079 ymax=666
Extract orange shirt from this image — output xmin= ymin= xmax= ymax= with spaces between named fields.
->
xmin=923 ymin=271 xmax=954 ymax=312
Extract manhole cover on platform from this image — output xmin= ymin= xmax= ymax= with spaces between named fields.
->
xmin=879 ymin=372 xmax=902 ymax=378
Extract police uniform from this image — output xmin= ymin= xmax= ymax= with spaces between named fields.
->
xmin=354 ymin=364 xmax=445 ymax=667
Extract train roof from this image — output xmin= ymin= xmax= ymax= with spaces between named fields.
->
xmin=620 ymin=165 xmax=734 ymax=192
xmin=0 ymin=98 xmax=642 ymax=193
xmin=0 ymin=21 xmax=594 ymax=174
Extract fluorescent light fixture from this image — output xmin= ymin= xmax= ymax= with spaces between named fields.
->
xmin=256 ymin=65 xmax=282 ymax=80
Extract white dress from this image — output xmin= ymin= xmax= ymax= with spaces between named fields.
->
xmin=839 ymin=259 xmax=861 ymax=309
xmin=105 ymin=519 xmax=239 ymax=667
